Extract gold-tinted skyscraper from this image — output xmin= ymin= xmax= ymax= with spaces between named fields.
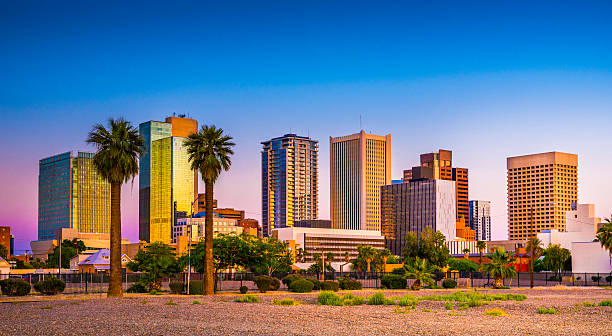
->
xmin=139 ymin=116 xmax=198 ymax=244
xmin=330 ymin=130 xmax=391 ymax=231
xmin=507 ymin=152 xmax=578 ymax=240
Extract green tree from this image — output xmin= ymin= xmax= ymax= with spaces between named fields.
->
xmin=476 ymin=241 xmax=487 ymax=267
xmin=0 ymin=244 xmax=7 ymax=260
xmin=462 ymin=248 xmax=470 ymax=259
xmin=184 ymin=125 xmax=235 ymax=295
xmin=447 ymin=258 xmax=479 ymax=272
xmin=87 ymin=118 xmax=143 ymax=297
xmin=250 ymin=237 xmax=293 ymax=276
xmin=377 ymin=249 xmax=392 ymax=272
xmin=353 ymin=245 xmax=377 ymax=272
xmin=405 ymin=257 xmax=435 ymax=290
xmin=47 ymin=239 xmax=86 ymax=269
xmin=527 ymin=237 xmax=544 ymax=284
xmin=418 ymin=228 xmax=451 ymax=268
xmin=295 ymin=248 xmax=305 ymax=263
xmin=542 ymin=244 xmax=571 ymax=276
xmin=402 ymin=232 xmax=419 ymax=262
xmin=127 ymin=242 xmax=180 ymax=291
xmin=340 ymin=251 xmax=350 ymax=273
xmin=481 ymin=247 xmax=517 ymax=288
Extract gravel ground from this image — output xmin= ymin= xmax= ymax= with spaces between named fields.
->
xmin=1 ymin=288 xmax=610 ymax=335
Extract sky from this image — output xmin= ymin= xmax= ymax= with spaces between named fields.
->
xmin=1 ymin=1 xmax=612 ymax=253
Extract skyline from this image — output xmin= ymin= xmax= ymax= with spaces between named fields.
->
xmin=2 ymin=2 xmax=612 ymax=252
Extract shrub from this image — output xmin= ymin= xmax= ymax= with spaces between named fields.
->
xmin=398 ymin=295 xmax=419 ymax=308
xmin=467 ymin=298 xmax=484 ymax=307
xmin=537 ymin=307 xmax=557 ymax=314
xmin=33 ymin=277 xmax=65 ymax=295
xmin=444 ymin=302 xmax=453 ymax=310
xmin=591 ymin=276 xmax=602 ymax=282
xmin=274 ymin=298 xmax=300 ymax=306
xmin=367 ymin=292 xmax=388 ymax=305
xmin=239 ymin=286 xmax=248 ymax=294
xmin=484 ymin=308 xmax=507 ymax=316
xmin=0 ymin=279 xmax=31 ymax=296
xmin=392 ymin=267 xmax=406 ymax=276
xmin=381 ymin=274 xmax=407 ymax=289
xmin=442 ymin=278 xmax=457 ymax=289
xmin=234 ymin=294 xmax=260 ymax=303
xmin=303 ymin=277 xmax=321 ymax=290
xmin=192 ymin=300 xmax=201 ymax=304
xmin=189 ymin=280 xmax=204 ymax=295
xmin=606 ymin=275 xmax=612 ymax=283
xmin=318 ymin=291 xmax=365 ymax=306
xmin=291 ymin=279 xmax=314 ymax=293
xmin=447 ymin=258 xmax=479 ymax=272
xmin=339 ymin=277 xmax=362 ymax=290
xmin=341 ymin=293 xmax=365 ymax=306
xmin=320 ymin=280 xmax=340 ymax=292
xmin=582 ymin=301 xmax=597 ymax=307
xmin=149 ymin=290 xmax=162 ymax=295
xmin=599 ymin=299 xmax=612 ymax=307
xmin=282 ymin=274 xmax=303 ymax=288
xmin=432 ymin=270 xmax=445 ymax=282
xmin=127 ymin=282 xmax=148 ymax=293
xmin=270 ymin=278 xmax=281 ymax=291
xmin=169 ymin=281 xmax=184 ymax=294
xmin=165 ymin=299 xmax=178 ymax=306
xmin=253 ymin=276 xmax=274 ymax=293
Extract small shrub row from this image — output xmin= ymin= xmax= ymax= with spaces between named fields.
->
xmin=127 ymin=282 xmax=148 ymax=293
xmin=367 ymin=292 xmax=395 ymax=305
xmin=274 ymin=298 xmax=300 ymax=306
xmin=169 ymin=281 xmax=184 ymax=294
xmin=33 ymin=277 xmax=65 ymax=295
xmin=484 ymin=308 xmax=507 ymax=316
xmin=536 ymin=307 xmax=557 ymax=314
xmin=253 ymin=276 xmax=280 ymax=293
xmin=0 ymin=279 xmax=31 ymax=296
xmin=234 ymin=295 xmax=260 ymax=303
xmin=442 ymin=278 xmax=457 ymax=289
xmin=381 ymin=274 xmax=406 ymax=289
xmin=318 ymin=291 xmax=365 ymax=306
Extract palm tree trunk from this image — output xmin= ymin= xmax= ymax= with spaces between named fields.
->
xmin=108 ymin=182 xmax=123 ymax=297
xmin=495 ymin=276 xmax=503 ymax=288
xmin=204 ymin=181 xmax=215 ymax=295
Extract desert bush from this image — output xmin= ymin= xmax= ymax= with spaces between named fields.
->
xmin=253 ymin=276 xmax=274 ymax=293
xmin=605 ymin=275 xmax=612 ymax=283
xmin=599 ymin=299 xmax=612 ymax=307
xmin=536 ymin=307 xmax=557 ymax=314
xmin=444 ymin=302 xmax=453 ymax=310
xmin=189 ymin=280 xmax=204 ymax=295
xmin=398 ymin=295 xmax=419 ymax=307
xmin=169 ymin=281 xmax=184 ymax=294
xmin=239 ymin=286 xmax=248 ymax=294
xmin=381 ymin=274 xmax=407 ymax=289
xmin=592 ymin=276 xmax=602 ymax=282
xmin=127 ymin=282 xmax=148 ymax=293
xmin=282 ymin=274 xmax=303 ymax=288
xmin=234 ymin=294 xmax=260 ymax=303
xmin=0 ymin=279 xmax=31 ymax=296
xmin=442 ymin=278 xmax=457 ymax=289
xmin=367 ymin=292 xmax=392 ymax=305
xmin=274 ymin=298 xmax=300 ymax=306
xmin=320 ymin=280 xmax=340 ymax=292
xmin=270 ymin=278 xmax=281 ymax=291
xmin=338 ymin=277 xmax=362 ymax=290
xmin=484 ymin=308 xmax=507 ymax=316
xmin=303 ymin=277 xmax=321 ymax=290
xmin=318 ymin=291 xmax=365 ymax=306
xmin=582 ymin=301 xmax=597 ymax=307
xmin=33 ymin=277 xmax=65 ymax=295
xmin=341 ymin=293 xmax=365 ymax=306
xmin=392 ymin=267 xmax=406 ymax=276
xmin=291 ymin=279 xmax=314 ymax=293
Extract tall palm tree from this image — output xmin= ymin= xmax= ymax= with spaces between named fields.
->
xmin=476 ymin=241 xmax=487 ymax=267
xmin=325 ymin=252 xmax=335 ymax=269
xmin=378 ymin=249 xmax=392 ymax=272
xmin=87 ymin=118 xmax=143 ymax=297
xmin=405 ymin=257 xmax=435 ymax=291
xmin=358 ymin=245 xmax=377 ymax=272
xmin=184 ymin=125 xmax=234 ymax=295
xmin=481 ymin=247 xmax=517 ymax=288
xmin=596 ymin=220 xmax=612 ymax=265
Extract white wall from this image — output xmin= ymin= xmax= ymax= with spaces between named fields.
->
xmin=435 ymin=180 xmax=457 ymax=241
xmin=571 ymin=242 xmax=612 ymax=274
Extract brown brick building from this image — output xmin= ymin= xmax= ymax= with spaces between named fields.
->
xmin=0 ymin=226 xmax=10 ymax=258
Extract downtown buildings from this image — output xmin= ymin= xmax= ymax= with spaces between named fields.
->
xmin=38 ymin=151 xmax=111 ymax=240
xmin=139 ymin=116 xmax=198 ymax=244
xmin=469 ymin=200 xmax=492 ymax=241
xmin=330 ymin=131 xmax=391 ymax=231
xmin=507 ymin=151 xmax=578 ymax=240
xmin=261 ymin=134 xmax=319 ymax=237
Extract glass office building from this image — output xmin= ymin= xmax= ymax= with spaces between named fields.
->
xmin=261 ymin=134 xmax=319 ymax=237
xmin=38 ymin=152 xmax=110 ymax=240
xmin=139 ymin=117 xmax=197 ymax=244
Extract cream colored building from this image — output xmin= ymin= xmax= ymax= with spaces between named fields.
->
xmin=330 ymin=130 xmax=391 ymax=231
xmin=507 ymin=152 xmax=578 ymax=240
xmin=171 ymin=216 xmax=243 ymax=244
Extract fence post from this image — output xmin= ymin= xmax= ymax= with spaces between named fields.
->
xmin=597 ymin=273 xmax=600 ymax=286
xmin=584 ymin=273 xmax=587 ymax=286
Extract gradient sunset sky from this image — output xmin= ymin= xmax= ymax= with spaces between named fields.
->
xmin=2 ymin=1 xmax=612 ymax=253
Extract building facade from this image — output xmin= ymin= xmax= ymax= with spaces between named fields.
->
xmin=272 ymin=226 xmax=385 ymax=263
xmin=171 ymin=216 xmax=242 ymax=244
xmin=38 ymin=152 xmax=111 ymax=240
xmin=507 ymin=151 xmax=578 ymax=240
xmin=380 ymin=179 xmax=457 ymax=256
xmin=469 ymin=200 xmax=492 ymax=241
xmin=139 ymin=116 xmax=198 ymax=244
xmin=261 ymin=134 xmax=319 ymax=237
xmin=403 ymin=150 xmax=472 ymax=240
xmin=330 ymin=130 xmax=391 ymax=231
xmin=0 ymin=227 xmax=10 ymax=258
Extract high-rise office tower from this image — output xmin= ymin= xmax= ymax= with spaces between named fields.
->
xmin=330 ymin=130 xmax=391 ymax=231
xmin=469 ymin=200 xmax=491 ymax=241
xmin=261 ymin=134 xmax=319 ymax=237
xmin=403 ymin=149 xmax=472 ymax=239
xmin=381 ymin=177 xmax=457 ymax=256
xmin=507 ymin=152 xmax=578 ymax=240
xmin=38 ymin=152 xmax=111 ymax=240
xmin=139 ymin=116 xmax=198 ymax=244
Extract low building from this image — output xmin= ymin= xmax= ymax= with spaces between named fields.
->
xmin=30 ymin=228 xmax=131 ymax=261
xmin=77 ymin=249 xmax=132 ymax=273
xmin=446 ymin=240 xmax=488 ymax=256
xmin=171 ymin=216 xmax=243 ymax=244
xmin=0 ymin=257 xmax=10 ymax=275
xmin=272 ymin=227 xmax=385 ymax=263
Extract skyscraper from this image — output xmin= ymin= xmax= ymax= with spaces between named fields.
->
xmin=507 ymin=151 xmax=578 ymax=240
xmin=139 ymin=116 xmax=198 ymax=244
xmin=469 ymin=200 xmax=491 ymax=241
xmin=381 ymin=178 xmax=457 ymax=256
xmin=261 ymin=134 xmax=319 ymax=237
xmin=403 ymin=149 xmax=472 ymax=240
xmin=330 ymin=130 xmax=391 ymax=231
xmin=38 ymin=152 xmax=111 ymax=240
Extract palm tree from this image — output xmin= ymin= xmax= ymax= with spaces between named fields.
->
xmin=476 ymin=241 xmax=487 ymax=267
xmin=325 ymin=252 xmax=335 ymax=269
xmin=596 ymin=220 xmax=612 ymax=265
xmin=526 ymin=237 xmax=544 ymax=287
xmin=358 ymin=245 xmax=377 ymax=272
xmin=462 ymin=248 xmax=470 ymax=259
xmin=378 ymin=249 xmax=392 ymax=272
xmin=184 ymin=125 xmax=235 ymax=295
xmin=481 ymin=248 xmax=517 ymax=288
xmin=405 ymin=257 xmax=435 ymax=290
xmin=340 ymin=251 xmax=350 ymax=273
xmin=87 ymin=118 xmax=143 ymax=297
